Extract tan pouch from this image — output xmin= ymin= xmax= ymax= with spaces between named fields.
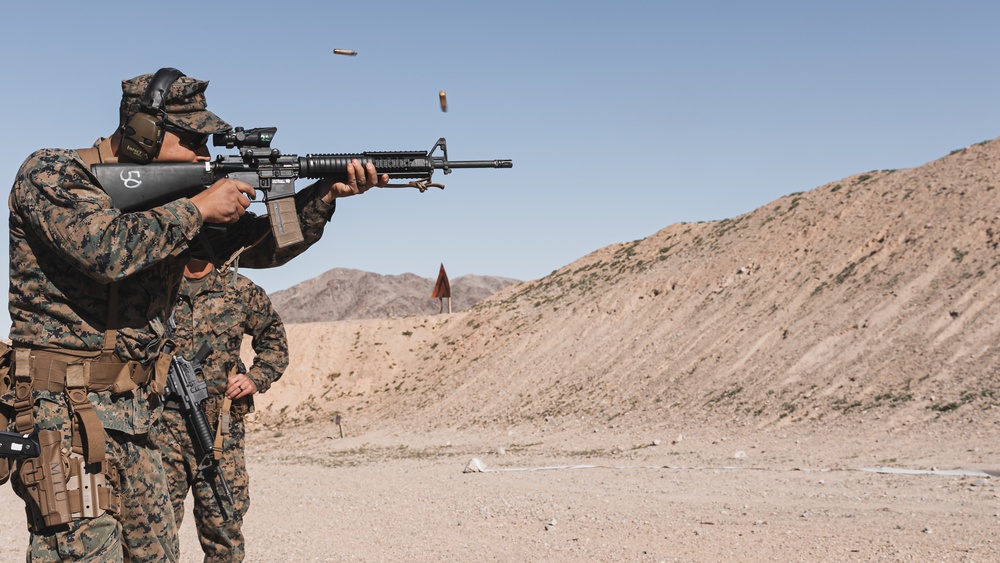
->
xmin=110 ymin=363 xmax=138 ymax=395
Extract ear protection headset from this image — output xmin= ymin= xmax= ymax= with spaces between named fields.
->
xmin=120 ymin=67 xmax=185 ymax=163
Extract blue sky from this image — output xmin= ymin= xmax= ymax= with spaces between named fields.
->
xmin=1 ymin=1 xmax=998 ymax=337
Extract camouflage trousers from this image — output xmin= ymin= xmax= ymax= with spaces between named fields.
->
xmin=11 ymin=396 xmax=178 ymax=562
xmin=156 ymin=407 xmax=250 ymax=563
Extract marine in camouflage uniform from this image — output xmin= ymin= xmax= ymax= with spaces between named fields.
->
xmin=158 ymin=258 xmax=287 ymax=562
xmin=2 ymin=69 xmax=386 ymax=562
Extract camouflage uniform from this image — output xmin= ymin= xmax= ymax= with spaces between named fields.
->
xmin=157 ymin=267 xmax=287 ymax=562
xmin=3 ymin=71 xmax=339 ymax=562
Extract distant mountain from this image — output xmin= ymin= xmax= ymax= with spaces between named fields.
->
xmin=268 ymin=268 xmax=521 ymax=323
xmin=251 ymin=136 xmax=1000 ymax=435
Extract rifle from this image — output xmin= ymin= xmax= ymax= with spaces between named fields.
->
xmin=163 ymin=340 xmax=235 ymax=521
xmin=91 ymin=128 xmax=514 ymax=248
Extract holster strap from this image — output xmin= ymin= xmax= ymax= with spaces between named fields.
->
xmin=66 ymin=486 xmax=120 ymax=517
xmin=65 ymin=364 xmax=103 ymax=465
xmin=66 ymin=453 xmax=121 ymax=517
xmin=13 ymin=349 xmax=34 ymax=434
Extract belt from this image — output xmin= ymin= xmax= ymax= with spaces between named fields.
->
xmin=27 ymin=349 xmax=154 ymax=394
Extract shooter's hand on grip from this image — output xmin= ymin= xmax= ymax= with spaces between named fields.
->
xmin=190 ymin=177 xmax=256 ymax=224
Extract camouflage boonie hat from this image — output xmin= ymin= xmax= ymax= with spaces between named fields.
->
xmin=120 ymin=71 xmax=231 ymax=134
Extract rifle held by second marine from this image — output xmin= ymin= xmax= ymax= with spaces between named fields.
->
xmin=91 ymin=128 xmax=513 ymax=248
xmin=163 ymin=340 xmax=235 ymax=521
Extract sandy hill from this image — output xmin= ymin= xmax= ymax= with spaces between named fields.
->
xmin=248 ymin=138 xmax=1000 ymax=437
xmin=268 ymin=268 xmax=520 ymax=322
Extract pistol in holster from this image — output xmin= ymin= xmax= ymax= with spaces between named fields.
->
xmin=17 ymin=429 xmax=121 ymax=531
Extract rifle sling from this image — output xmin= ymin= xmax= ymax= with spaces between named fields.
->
xmin=213 ymin=396 xmax=232 ymax=462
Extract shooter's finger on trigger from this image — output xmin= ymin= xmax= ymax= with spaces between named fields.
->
xmin=242 ymin=183 xmax=258 ymax=201
xmin=226 ymin=177 xmax=256 ymax=201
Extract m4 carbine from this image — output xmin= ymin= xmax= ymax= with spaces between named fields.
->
xmin=91 ymin=128 xmax=513 ymax=248
xmin=163 ymin=340 xmax=235 ymax=521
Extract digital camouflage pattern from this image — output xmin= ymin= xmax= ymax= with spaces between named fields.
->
xmin=9 ymin=148 xmax=199 ymax=434
xmin=158 ymin=268 xmax=287 ymax=561
xmin=7 ymin=133 xmax=336 ymax=560
xmin=158 ymin=408 xmax=250 ymax=562
xmin=120 ymin=72 xmax=231 ymax=135
xmin=170 ymin=268 xmax=288 ymax=398
xmin=11 ymin=393 xmax=176 ymax=562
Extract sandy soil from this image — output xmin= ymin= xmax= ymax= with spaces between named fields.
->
xmin=2 ymin=419 xmax=998 ymax=562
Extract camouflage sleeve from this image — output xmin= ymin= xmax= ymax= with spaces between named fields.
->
xmin=10 ymin=149 xmax=201 ymax=282
xmin=230 ymin=181 xmax=337 ymax=269
xmin=241 ymin=278 xmax=289 ymax=393
xmin=293 ymin=181 xmax=338 ymax=242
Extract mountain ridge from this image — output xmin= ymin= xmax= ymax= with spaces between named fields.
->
xmin=268 ymin=268 xmax=520 ymax=323
xmin=248 ymin=137 xmax=1000 ymax=437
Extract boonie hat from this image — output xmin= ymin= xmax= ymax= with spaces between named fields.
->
xmin=120 ymin=72 xmax=231 ymax=134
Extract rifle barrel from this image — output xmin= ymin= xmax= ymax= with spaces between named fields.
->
xmin=440 ymin=160 xmax=513 ymax=169
xmin=299 ymin=153 xmax=512 ymax=179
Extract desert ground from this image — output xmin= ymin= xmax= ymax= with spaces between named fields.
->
xmin=2 ymin=416 xmax=998 ymax=561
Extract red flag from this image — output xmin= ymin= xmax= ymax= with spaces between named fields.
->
xmin=431 ymin=263 xmax=451 ymax=299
